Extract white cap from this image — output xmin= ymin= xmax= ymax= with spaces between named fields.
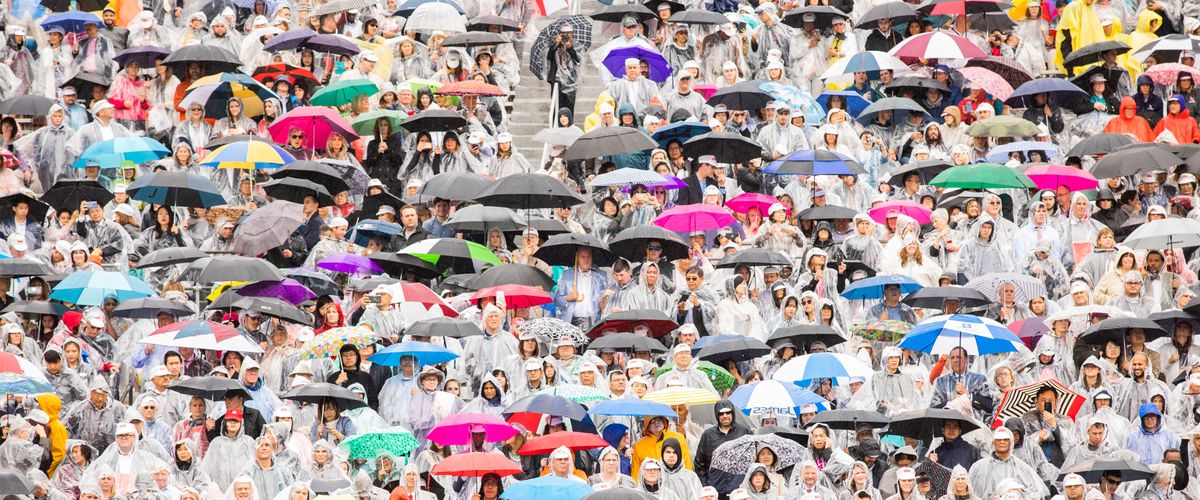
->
xmin=549 ymin=446 xmax=571 ymax=459
xmin=624 ymin=57 xmax=641 ymax=67
xmin=329 ymin=217 xmax=349 ymax=228
xmin=6 ymin=233 xmax=25 ymax=253
xmin=730 ymin=489 xmax=751 ymax=500
xmin=699 ymin=155 xmax=718 ymax=165
xmin=86 ymin=311 xmax=105 ymax=328
xmin=896 ymin=467 xmax=916 ymax=481
xmin=7 ymin=26 xmax=26 ymax=36
xmin=115 ymin=422 xmax=137 ymax=435
xmin=682 ymin=60 xmax=701 ymax=71
xmin=1063 ymin=473 xmax=1086 ymax=487
xmin=1070 ymin=281 xmax=1090 ymax=294
xmin=241 ymin=357 xmax=260 ymax=372
xmin=524 ymin=358 xmax=543 ymax=371
xmin=721 ymin=60 xmax=738 ymax=71
xmin=882 ymin=346 xmax=902 ymax=358
xmin=1180 ymin=173 xmax=1197 ymax=184
xmin=377 ymin=205 xmax=396 ymax=216
xmin=275 ymin=405 xmax=293 ymax=419
xmin=150 ymin=365 xmax=170 ymax=378
xmin=672 ymin=344 xmax=691 ymax=355
xmin=497 ymin=133 xmax=512 ymax=143
xmin=642 ymin=458 xmax=662 ymax=470
xmin=996 ymin=478 xmax=1025 ymax=493
xmin=114 ymin=204 xmax=138 ymax=219
xmin=993 ymin=426 xmax=1014 ymax=441
xmin=361 ymin=51 xmax=379 ymax=63
xmin=91 ymin=100 xmax=115 ymax=115
xmin=700 ymin=486 xmax=719 ymax=498
xmin=767 ymin=203 xmax=785 ymax=215
xmin=367 ymin=178 xmax=385 ymax=188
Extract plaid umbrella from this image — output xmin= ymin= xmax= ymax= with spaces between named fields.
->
xmin=643 ymin=386 xmax=719 ymax=406
xmin=338 ymin=427 xmax=420 ymax=459
xmin=992 ymin=378 xmax=1085 ymax=428
xmin=711 ymin=434 xmax=807 ymax=474
xmin=965 ymin=272 xmax=1047 ymax=303
xmin=530 ymin=15 xmax=593 ymax=80
xmin=300 ymin=326 xmax=380 ymax=359
xmin=519 ymin=317 xmax=589 ymax=347
xmin=915 ymin=460 xmax=953 ymax=498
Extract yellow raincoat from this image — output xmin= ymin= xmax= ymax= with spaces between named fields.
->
xmin=1055 ymin=0 xmax=1107 ymax=73
xmin=36 ymin=393 xmax=67 ymax=478
xmin=1129 ymin=10 xmax=1162 ymax=63
xmin=1103 ymin=21 xmax=1142 ymax=79
xmin=583 ymin=91 xmax=616 ymax=132
xmin=630 ymin=416 xmax=692 ymax=480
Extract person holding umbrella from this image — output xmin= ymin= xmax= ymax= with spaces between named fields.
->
xmin=552 ymin=247 xmax=611 ymax=330
xmin=547 ymin=23 xmax=581 ymax=116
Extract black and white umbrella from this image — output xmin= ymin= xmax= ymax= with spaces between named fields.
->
xmin=529 ymin=15 xmax=593 ymax=79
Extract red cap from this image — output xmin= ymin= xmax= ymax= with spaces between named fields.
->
xmin=62 ymin=311 xmax=83 ymax=331
xmin=225 ymin=408 xmax=244 ymax=421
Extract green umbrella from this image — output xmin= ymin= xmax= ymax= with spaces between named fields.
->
xmin=929 ymin=163 xmax=1037 ymax=190
xmin=338 ymin=426 xmax=420 ymax=459
xmin=852 ymin=319 xmax=913 ymax=342
xmin=309 ymin=78 xmax=380 ymax=107
xmin=537 ymin=384 xmax=610 ymax=403
xmin=655 ymin=360 xmax=736 ymax=392
xmin=966 ymin=115 xmax=1041 ymax=137
xmin=351 ymin=110 xmax=409 ymax=136
xmin=398 ymin=238 xmax=502 ymax=274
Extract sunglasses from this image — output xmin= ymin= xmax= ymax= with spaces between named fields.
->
xmin=291 ymin=134 xmax=304 ymax=139
xmin=647 ymin=245 xmax=662 ymax=251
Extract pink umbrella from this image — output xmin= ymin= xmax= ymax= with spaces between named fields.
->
xmin=868 ymin=200 xmax=932 ymax=225
xmin=725 ymin=192 xmax=784 ymax=216
xmin=1023 ymin=163 xmax=1098 ymax=191
xmin=267 ymin=106 xmax=359 ymax=150
xmin=654 ymin=203 xmax=736 ymax=232
xmin=957 ymin=66 xmax=1014 ymax=101
xmin=1143 ymin=63 xmax=1200 ymax=87
xmin=427 ymin=412 xmax=519 ymax=445
xmin=694 ymin=84 xmax=719 ymax=100
xmin=889 ymin=31 xmax=987 ymax=61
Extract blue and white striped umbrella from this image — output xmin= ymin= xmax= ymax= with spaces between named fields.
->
xmin=899 ymin=314 xmax=1024 ymax=356
xmin=770 ymin=353 xmax=874 ymax=385
xmin=841 ymin=274 xmax=923 ymax=300
xmin=729 ymin=380 xmax=828 ymax=417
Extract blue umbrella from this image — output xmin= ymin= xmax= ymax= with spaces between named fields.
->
xmin=72 ymin=137 xmax=169 ymax=169
xmin=126 ymin=171 xmax=227 ymax=208
xmin=588 ymin=399 xmax=676 ymax=418
xmin=651 ymin=121 xmax=710 ymax=149
xmin=1005 ymin=77 xmax=1088 ymax=108
xmin=730 ymin=380 xmax=828 ymax=417
xmin=602 ymin=45 xmax=672 ymax=83
xmin=500 ymin=476 xmax=592 ymax=500
xmin=394 ymin=0 xmax=464 ymax=16
xmin=51 ymin=271 xmax=155 ymax=306
xmin=984 ymin=141 xmax=1063 ymax=163
xmin=369 ymin=341 xmax=459 ymax=367
xmin=39 ymin=11 xmax=101 ymax=32
xmin=841 ymin=274 xmax=923 ymax=300
xmin=264 ymin=28 xmax=318 ymax=52
xmin=770 ymin=352 xmax=875 ymax=385
xmin=761 ymin=83 xmax=825 ymax=125
xmin=816 ymin=90 xmax=871 ymax=116
xmin=898 ymin=313 xmax=1024 ymax=356
xmin=351 ymin=219 xmax=404 ymax=247
xmin=765 ymin=149 xmax=866 ymax=176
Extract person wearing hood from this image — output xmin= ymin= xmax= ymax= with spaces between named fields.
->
xmin=463 ymin=373 xmax=508 ymax=416
xmin=171 ymin=438 xmax=213 ymax=493
xmin=90 ymin=420 xmax=165 ymax=495
xmin=298 ymin=438 xmax=347 ymax=482
xmin=637 ymin=457 xmax=682 ymax=499
xmin=659 ymin=437 xmax=701 ymax=498
xmin=1154 ymin=95 xmax=1200 ymax=144
xmin=695 ymin=400 xmax=752 ymax=494
xmin=464 ymin=303 xmax=519 ymax=394
xmin=1105 ymin=95 xmax=1156 ymax=142
xmin=65 ymin=377 xmax=126 ymax=454
xmin=631 ymin=414 xmax=691 ymax=480
xmin=966 ymin=426 xmax=1047 ymax=499
xmin=211 ymin=97 xmax=259 ymax=138
xmin=408 ymin=366 xmax=456 ymax=444
xmin=871 ymin=347 xmax=918 ymax=417
xmin=239 ymin=435 xmax=295 ymax=500
xmin=622 ymin=260 xmax=673 ymax=315
xmin=202 ymin=408 xmax=257 ymax=487
xmin=738 ymin=462 xmax=781 ymax=500
xmin=1128 ymin=402 xmax=1178 ymax=465
xmin=326 ymin=344 xmax=376 ymax=408
xmin=1131 ymin=74 xmax=1165 ymax=129
xmin=956 ymin=219 xmax=1013 ymax=283
xmin=790 ymin=460 xmax=839 ymax=498
xmin=11 ymin=103 xmax=72 ymax=192
xmin=590 ymin=445 xmax=635 ymax=488
xmin=0 ymin=416 xmax=43 ymax=471
xmin=222 ymin=472 xmax=260 ymax=500
xmin=715 ymin=274 xmax=768 ymax=341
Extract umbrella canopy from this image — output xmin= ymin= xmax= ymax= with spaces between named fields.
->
xmin=642 ymin=386 xmax=720 ymax=405
xmin=187 ymin=256 xmax=283 ymax=283
xmin=419 ymin=171 xmax=493 ymax=201
xmin=252 ymin=63 xmax=320 ymax=90
xmin=853 ymin=319 xmax=914 ymax=342
xmin=957 ymin=66 xmax=1014 ymax=101
xmin=1076 ymin=317 xmax=1166 ymax=346
xmin=714 ymin=248 xmax=791 ymax=269
xmin=766 ymin=149 xmax=866 ymax=176
xmin=201 ymin=140 xmax=296 ymax=170
xmin=309 ymin=78 xmax=379 ymax=107
xmin=142 ymin=320 xmax=263 ymax=353
xmin=682 ymin=132 xmax=762 ymax=164
xmin=519 ymin=317 xmax=589 ymax=347
xmin=0 ymin=191 xmax=49 ymax=224
xmin=710 ymin=434 xmax=808 ymax=474
xmin=841 ymin=275 xmax=923 ymax=300
xmin=405 ymin=317 xmax=483 ymax=338
xmin=39 ymin=10 xmax=102 ymax=32
xmin=782 ymin=4 xmax=847 ymax=26
xmin=534 ymin=233 xmax=617 ymax=267
xmin=667 ymin=8 xmax=729 ymax=23
xmin=992 ymin=378 xmax=1085 ymax=428
xmin=500 ymin=476 xmax=593 ymax=500
xmin=51 ymin=271 xmax=154 ymax=305
xmin=110 ymin=297 xmax=194 ymax=319
xmin=317 ymin=253 xmax=382 ymax=274
xmin=406 ymin=2 xmax=467 ymax=32
xmin=0 ymin=95 xmax=55 ymax=116
xmin=820 ymin=51 xmax=910 ymax=82
xmin=967 ymin=57 xmax=1036 ymax=87
xmin=929 ymin=163 xmax=1037 ymax=189
xmin=370 ymin=341 xmax=459 ymax=367
xmin=437 ymin=80 xmax=507 ymax=97
xmin=162 ymin=44 xmax=242 ymax=74
xmin=1006 ymin=77 xmax=1089 ymax=108
xmin=797 ymin=205 xmax=859 ymax=221
xmin=1123 ymin=217 xmax=1200 ymax=250
xmin=3 ymin=301 xmax=67 ymax=317
xmin=428 ymin=413 xmax=519 ymax=445
xmin=589 ymin=399 xmax=675 ymax=418
xmin=730 ymin=380 xmax=827 ymax=417
xmin=474 ymin=173 xmax=585 ymax=209
xmin=966 ymin=115 xmax=1042 ymax=137
xmin=1062 ymin=39 xmax=1131 ymax=69
xmin=855 ymin=97 xmax=930 ymax=124
xmin=389 ymin=282 xmax=457 ymax=316
xmin=126 ymin=171 xmax=227 ymax=208
xmin=809 ymin=409 xmax=891 ymax=430
xmin=0 ymin=351 xmax=54 ymax=395
xmin=470 ymin=264 xmax=555 ymax=292
xmin=180 ymin=72 xmax=280 ymax=119
xmin=281 ymin=382 xmax=368 ymax=409
xmin=1016 ymin=162 xmax=1096 ymax=191
xmin=338 ymin=427 xmax=420 ymax=459
xmin=231 ymin=279 xmax=317 ymax=305
xmin=588 ymin=309 xmax=678 ymax=339
xmin=816 ymin=90 xmax=871 ymax=116
xmin=520 ymin=431 xmax=609 ymax=455
xmin=230 ymin=201 xmax=306 ymax=257
xmin=442 ymin=31 xmax=510 ymax=48
xmin=532 ymin=126 xmax=585 ymax=146
xmin=602 ymin=45 xmax=672 ymax=83
xmin=887 ymin=408 xmax=984 ymax=440
xmin=300 ymin=326 xmax=380 ymax=359
xmin=706 ymin=80 xmax=773 ymax=111
xmin=587 ymin=168 xmax=667 ymax=188
xmin=899 ymin=314 xmax=1025 ymax=355
xmin=1058 ymin=458 xmax=1155 ymax=484
xmin=0 ymin=258 xmax=54 ymax=278
xmin=1068 ymin=132 xmax=1136 ymax=157
xmin=768 ymin=324 xmax=847 ymax=350
xmin=399 ymin=238 xmax=502 ymax=274
xmin=869 ymin=199 xmax=932 ymax=225
xmin=349 ymin=109 xmax=409 ymax=136
xmin=431 ymin=452 xmax=523 ymax=477
xmin=169 ymin=376 xmax=249 ymax=400
xmin=398 ymin=108 xmax=469 ymax=133
xmin=917 ymin=0 xmax=1011 ymax=15
xmin=651 ymin=121 xmax=710 ymax=148
xmin=271 ymin=161 xmax=352 ymax=195
xmin=471 ymin=284 xmax=551 ymax=309
xmin=696 ymin=337 xmax=772 ymax=364
xmin=1132 ymin=34 xmax=1200 ymax=61
xmin=965 ymin=272 xmax=1047 ymax=303
xmin=232 ymin=296 xmax=311 ymax=325
xmin=503 ymin=394 xmax=588 ymax=420
xmin=350 ymin=219 xmax=404 ymax=247
xmin=725 ymin=192 xmax=783 ymax=216
xmin=268 ymin=107 xmax=359 ymax=150
xmin=654 ymin=204 xmax=735 ymax=232
xmin=1091 ymin=144 xmax=1180 ymax=178
xmin=590 ymin=2 xmax=655 ymax=22
xmin=564 ymin=126 xmax=656 ymax=161
xmin=901 ymin=285 xmax=992 ymax=309
xmin=855 ymin=2 xmax=919 ymax=28
xmin=72 ymin=136 xmax=169 ymax=169
xmin=607 ymin=225 xmax=690 ymax=262
xmin=771 ymin=353 xmax=874 ymax=384
xmin=587 ymin=332 xmax=668 ymax=352
xmin=889 ymin=31 xmax=986 ymax=60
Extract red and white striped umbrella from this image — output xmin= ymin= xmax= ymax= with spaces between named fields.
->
xmin=385 ymin=282 xmax=457 ymax=317
xmin=992 ymin=378 xmax=1085 ymax=428
xmin=0 ymin=351 xmax=54 ymax=394
xmin=889 ymin=31 xmax=987 ymax=61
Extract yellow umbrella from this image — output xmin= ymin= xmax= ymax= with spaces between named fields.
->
xmin=207 ymin=281 xmax=249 ymax=302
xmin=643 ymin=386 xmax=720 ymax=406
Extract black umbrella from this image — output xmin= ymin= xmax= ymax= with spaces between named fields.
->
xmin=715 ymin=248 xmax=791 ymax=268
xmin=534 ymin=232 xmax=617 ymax=267
xmin=529 ymin=15 xmax=593 ymax=79
xmin=233 ymin=296 xmax=310 ymax=325
xmin=757 ymin=424 xmax=808 ymax=446
xmin=856 ymin=97 xmax=930 ymax=125
xmin=644 ymin=0 xmax=684 ymax=14
xmin=683 ymin=132 xmax=762 ymax=164
xmin=354 ymin=191 xmax=405 ymax=226
xmin=1077 ymin=317 xmax=1166 ymax=346
xmin=0 ymin=467 xmax=35 ymax=495
xmin=886 ymin=159 xmax=954 ymax=186
xmin=1066 ymin=132 xmax=1135 ymax=157
xmin=797 ymin=205 xmax=859 ymax=221
xmin=782 ymin=5 xmax=847 ymax=27
xmin=1091 ymin=146 xmax=1180 ymax=178
xmin=0 ymin=258 xmax=54 ymax=278
xmin=468 ymin=15 xmax=520 ymax=31
xmin=127 ymin=171 xmax=228 ymax=208
xmin=114 ymin=45 xmax=173 ymax=70
xmin=1063 ymin=40 xmax=1131 ymax=69
xmin=886 ymin=408 xmax=984 ymax=441
xmin=187 ymin=256 xmax=283 ymax=283
xmin=608 ymin=225 xmax=690 ymax=262
xmin=42 ymin=0 xmax=102 ymax=10
xmin=883 ymin=76 xmax=950 ymax=97
xmin=855 ymin=2 xmax=918 ymax=29
xmin=667 ymin=9 xmax=729 ymax=24
xmin=706 ymin=80 xmax=773 ymax=111
xmin=767 ymin=324 xmax=847 ymax=350
xmin=399 ymin=109 xmax=468 ymax=133
xmin=444 ymin=205 xmax=525 ymax=232
xmin=42 ymin=179 xmax=113 ymax=212
xmin=0 ymin=95 xmax=55 ymax=116
xmin=442 ymin=31 xmax=510 ymax=48
xmin=2 ymin=301 xmax=66 ymax=317
xmin=406 ymin=317 xmax=484 ymax=338
xmin=281 ymin=382 xmax=368 ymax=409
xmin=261 ymin=177 xmax=335 ymax=206
xmin=1148 ymin=309 xmax=1200 ymax=335
xmin=62 ymin=71 xmax=111 ymax=99
xmin=587 ymin=332 xmax=668 ymax=352
xmin=475 ymin=173 xmax=586 ymax=209
xmin=696 ymin=336 xmax=771 ymax=364
xmin=170 ymin=376 xmax=250 ymax=400
xmin=162 ymin=44 xmax=242 ymax=74
xmin=271 ymin=161 xmax=351 ymax=195
xmin=207 ymin=287 xmax=247 ymax=309
xmin=1058 ymin=458 xmax=1155 ymax=483
xmin=518 ymin=218 xmax=572 ymax=237
xmin=111 ymin=297 xmax=195 ymax=319
xmin=368 ymin=252 xmax=441 ymax=280
xmin=590 ymin=3 xmax=656 ymax=23
xmin=139 ymin=247 xmax=208 ymax=269
xmin=345 ymin=275 xmax=398 ymax=293
xmin=807 ymin=409 xmax=890 ymax=430
xmin=1118 ymin=141 xmax=1200 ymax=159
xmin=564 ymin=126 xmax=656 ymax=161
xmin=471 ymin=264 xmax=555 ymax=291
xmin=902 ymin=286 xmax=992 ymax=309
xmin=966 ymin=11 xmax=1015 ymax=32
xmin=420 ymin=171 xmax=493 ymax=201
xmin=0 ymin=191 xmax=49 ymax=223
xmin=440 ymin=273 xmax=477 ymax=294
xmin=917 ymin=0 xmax=1012 ymax=14
xmin=285 ymin=268 xmax=340 ymax=297
xmin=503 ymin=394 xmax=588 ymax=420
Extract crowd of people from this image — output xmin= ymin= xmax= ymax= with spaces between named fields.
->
xmin=2 ymin=0 xmax=1200 ymax=498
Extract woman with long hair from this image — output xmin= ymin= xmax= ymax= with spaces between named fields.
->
xmin=364 ymin=117 xmax=405 ymax=190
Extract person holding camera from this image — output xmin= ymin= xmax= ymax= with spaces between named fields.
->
xmin=547 ymin=23 xmax=581 ymax=117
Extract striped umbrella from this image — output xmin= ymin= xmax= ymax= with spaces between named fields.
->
xmin=889 ymin=31 xmax=987 ymax=60
xmin=299 ymin=326 xmax=380 ymax=359
xmin=770 ymin=353 xmax=874 ymax=385
xmin=992 ymin=378 xmax=1085 ymax=428
xmin=729 ymin=380 xmax=827 ymax=417
xmin=899 ymin=314 xmax=1024 ymax=355
xmin=179 ymin=72 xmax=281 ymax=119
xmin=642 ymin=386 xmax=720 ymax=406
xmin=0 ymin=351 xmax=54 ymax=394
xmin=141 ymin=320 xmax=263 ymax=353
xmin=200 ymin=140 xmax=296 ymax=170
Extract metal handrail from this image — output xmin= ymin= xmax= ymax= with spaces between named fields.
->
xmin=542 ymin=82 xmax=559 ymax=167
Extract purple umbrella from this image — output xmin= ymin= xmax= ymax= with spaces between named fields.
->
xmin=264 ymin=29 xmax=318 ymax=53
xmin=602 ymin=46 xmax=672 ymax=83
xmin=317 ymin=253 xmax=383 ymax=274
xmin=237 ymin=278 xmax=317 ymax=305
xmin=265 ymin=29 xmax=361 ymax=56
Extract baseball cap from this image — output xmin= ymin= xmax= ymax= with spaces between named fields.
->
xmin=672 ymin=344 xmax=691 ymax=355
xmin=7 ymin=233 xmax=26 ymax=253
xmin=225 ymin=408 xmax=244 ymax=421
xmin=150 ymin=365 xmax=170 ymax=378
xmin=1063 ymin=474 xmax=1086 ymax=488
xmin=992 ymin=426 xmax=1013 ymax=441
xmin=360 ymin=51 xmax=378 ymax=63
xmin=329 ymin=217 xmax=349 ymax=228
xmin=115 ymin=422 xmax=137 ymax=435
xmin=621 ymin=15 xmax=639 ymax=27
xmin=897 ymin=467 xmax=916 ymax=481
xmin=550 ymin=445 xmax=571 ymax=459
xmin=699 ymin=154 xmax=718 ymax=165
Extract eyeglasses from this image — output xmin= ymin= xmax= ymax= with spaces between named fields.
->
xmin=291 ymin=134 xmax=304 ymax=139
xmin=801 ymin=300 xmax=812 ymax=304
xmin=686 ymin=276 xmax=700 ymax=282
xmin=988 ymin=201 xmax=1001 ymax=205
xmin=647 ymin=245 xmax=662 ymax=251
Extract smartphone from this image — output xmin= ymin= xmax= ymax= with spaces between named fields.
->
xmin=1043 ymin=401 xmax=1052 ymax=413
xmin=365 ymin=295 xmax=381 ymax=304
xmin=86 ymin=201 xmax=99 ymax=209
xmin=496 ymin=290 xmax=506 ymax=311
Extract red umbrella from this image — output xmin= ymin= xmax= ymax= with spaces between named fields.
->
xmin=251 ymin=63 xmax=320 ymax=89
xmin=518 ymin=431 xmax=609 ymax=456
xmin=392 ymin=282 xmax=457 ymax=316
xmin=431 ymin=452 xmax=523 ymax=477
xmin=471 ymin=284 xmax=552 ymax=309
xmin=437 ymin=80 xmax=507 ymax=97
xmin=267 ymin=106 xmax=359 ymax=150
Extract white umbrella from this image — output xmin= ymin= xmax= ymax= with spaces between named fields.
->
xmin=1122 ymin=217 xmax=1200 ymax=250
xmin=587 ymin=168 xmax=667 ymax=187
xmin=405 ymin=3 xmax=467 ymax=33
xmin=532 ymin=126 xmax=584 ymax=146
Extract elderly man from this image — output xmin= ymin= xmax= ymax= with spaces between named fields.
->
xmin=66 ymin=100 xmax=133 ymax=164
xmin=607 ymin=57 xmax=661 ymax=111
xmin=867 ymin=284 xmax=917 ymax=323
xmin=968 ymin=426 xmax=1048 ymax=499
xmin=931 ymin=346 xmax=991 ymax=410
xmin=660 ymin=69 xmax=705 ymax=119
xmin=552 ymin=247 xmax=611 ymax=330
xmin=655 ymin=344 xmax=717 ymax=391
xmin=89 ymin=422 xmax=162 ymax=495
xmin=1108 ymin=271 xmax=1162 ymax=317
xmin=336 ymin=51 xmax=385 ymax=86
xmin=64 ymin=378 xmax=127 ymax=453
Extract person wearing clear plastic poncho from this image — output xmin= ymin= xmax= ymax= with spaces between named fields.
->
xmin=966 ymin=426 xmax=1047 ymax=500
xmin=170 ymin=437 xmax=215 ymax=494
xmin=85 ymin=421 xmax=163 ymax=496
xmin=0 ymin=416 xmax=43 ymax=471
xmin=201 ymin=408 xmax=256 ymax=487
xmin=239 ymin=434 xmax=296 ymax=500
xmin=222 ymin=472 xmax=261 ymax=500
